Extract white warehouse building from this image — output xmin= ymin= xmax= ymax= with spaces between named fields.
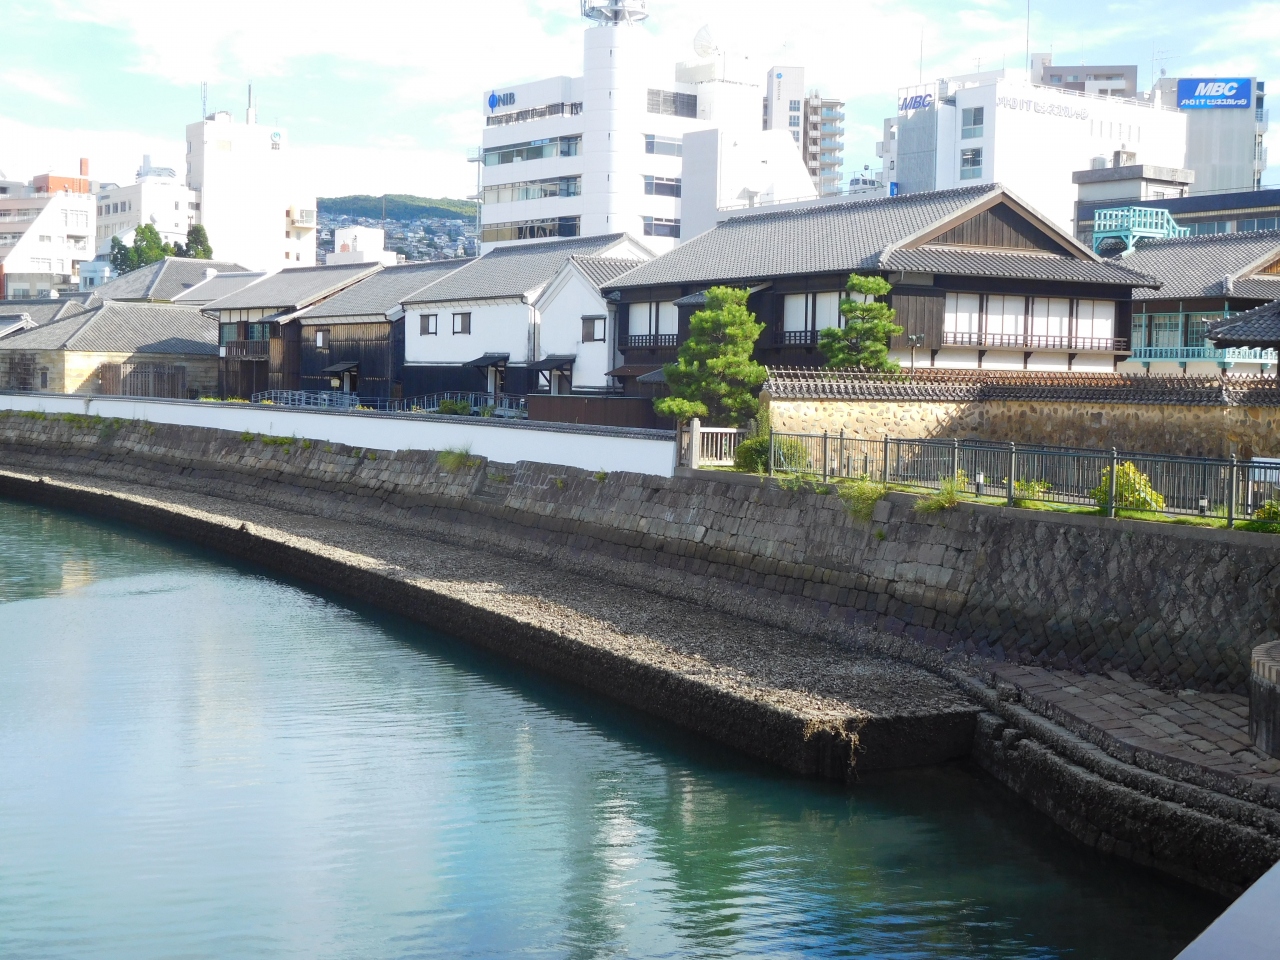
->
xmin=475 ymin=0 xmax=814 ymax=254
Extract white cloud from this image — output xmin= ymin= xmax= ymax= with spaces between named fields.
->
xmin=0 ymin=116 xmax=182 ymax=185
xmin=1 ymin=69 xmax=76 ymax=105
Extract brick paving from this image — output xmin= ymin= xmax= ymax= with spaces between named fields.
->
xmin=988 ymin=663 xmax=1280 ymax=804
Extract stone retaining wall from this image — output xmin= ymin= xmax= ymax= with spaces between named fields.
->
xmin=3 ymin=410 xmax=1278 ymax=696
xmin=765 ymin=396 xmax=1280 ymax=459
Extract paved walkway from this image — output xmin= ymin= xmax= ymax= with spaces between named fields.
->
xmin=988 ymin=663 xmax=1280 ymax=805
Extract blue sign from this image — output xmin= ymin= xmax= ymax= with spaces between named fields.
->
xmin=898 ymin=93 xmax=933 ymax=112
xmin=487 ymin=91 xmax=516 ymax=112
xmin=889 ymin=181 xmax=899 ymax=197
xmin=1177 ymin=78 xmax=1252 ymax=109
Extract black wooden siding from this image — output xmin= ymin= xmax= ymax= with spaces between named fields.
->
xmin=300 ymin=321 xmax=396 ymax=398
xmin=930 ymin=205 xmax=1072 ymax=255
xmin=888 ymin=287 xmax=945 ymax=350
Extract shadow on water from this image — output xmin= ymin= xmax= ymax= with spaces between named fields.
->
xmin=0 ymin=497 xmax=1223 ymax=960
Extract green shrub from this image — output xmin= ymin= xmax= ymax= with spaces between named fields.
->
xmin=916 ymin=477 xmax=963 ymax=513
xmin=436 ymin=398 xmax=472 ymax=416
xmin=1090 ymin=462 xmax=1165 ymax=511
xmin=478 ymin=404 xmax=496 ymax=418
xmin=733 ymin=436 xmax=770 ymax=473
xmin=593 ymin=471 xmax=608 ymax=483
xmin=1253 ymin=499 xmax=1280 ymax=522
xmin=772 ymin=437 xmax=811 ymax=473
xmin=839 ymin=477 xmax=886 ymax=522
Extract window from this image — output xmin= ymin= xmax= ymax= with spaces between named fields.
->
xmin=582 ymin=315 xmax=605 ymax=342
xmin=644 ymin=135 xmax=682 ymax=157
xmin=481 ymin=216 xmax=580 ymax=243
xmin=284 ymin=230 xmax=291 ymax=239
xmin=636 ymin=302 xmax=677 ymax=337
xmin=643 ymin=176 xmax=681 ymax=197
xmin=315 ymin=330 xmax=328 ymax=348
xmin=788 ymin=99 xmax=801 ymax=112
xmin=420 ymin=314 xmax=438 ymax=336
xmin=1075 ymin=300 xmax=1115 ymax=342
xmin=1240 ymin=218 xmax=1279 ymax=232
xmin=783 ymin=292 xmax=846 ymax=333
xmin=481 ymin=135 xmax=581 ymax=165
xmin=792 ymin=131 xmax=799 ymax=142
xmin=38 ymin=235 xmax=51 ymax=243
xmin=642 ymin=217 xmax=680 ymax=238
xmin=40 ymin=371 xmax=48 ymax=390
xmin=247 ymin=323 xmax=274 ymax=341
xmin=1150 ymin=313 xmax=1181 ymax=347
xmin=1030 ymin=298 xmax=1071 ymax=342
xmin=944 ymin=293 xmax=982 ymax=340
xmin=482 ymin=176 xmax=580 ymax=204
xmin=220 ymin=325 xmax=237 ymax=346
xmin=452 ymin=312 xmax=471 ymax=335
xmin=1186 ymin=312 xmax=1223 ymax=347
xmin=960 ymin=147 xmax=983 ymax=179
xmin=1050 ymin=74 xmax=1062 ymax=83
xmin=646 ymin=89 xmax=697 ymax=117
xmin=985 ymin=295 xmax=1024 ymax=341
xmin=961 ymin=107 xmax=984 ymax=139
xmin=788 ymin=114 xmax=801 ymax=127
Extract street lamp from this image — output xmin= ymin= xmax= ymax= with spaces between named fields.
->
xmin=906 ymin=334 xmax=925 ymax=374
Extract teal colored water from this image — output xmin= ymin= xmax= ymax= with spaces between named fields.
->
xmin=0 ymin=499 xmax=1220 ymax=959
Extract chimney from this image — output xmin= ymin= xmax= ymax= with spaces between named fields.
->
xmin=80 ymin=158 xmax=89 ymax=177
xmin=204 ymin=268 xmax=218 ymax=280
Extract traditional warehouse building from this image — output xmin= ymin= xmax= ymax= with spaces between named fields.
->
xmin=93 ymin=256 xmax=249 ymax=303
xmin=602 ymin=183 xmax=1157 ymax=381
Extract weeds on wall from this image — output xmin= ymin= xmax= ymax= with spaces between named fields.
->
xmin=838 ymin=477 xmax=886 ymax=522
xmin=437 ymin=446 xmax=481 ymax=472
xmin=1090 ymin=463 xmax=1166 ymax=512
xmin=915 ymin=477 xmax=964 ymax=513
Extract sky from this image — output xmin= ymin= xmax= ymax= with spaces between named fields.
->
xmin=2 ymin=0 xmax=1278 ymax=199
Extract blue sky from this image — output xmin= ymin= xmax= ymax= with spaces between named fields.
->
xmin=1 ymin=0 xmax=1277 ymax=198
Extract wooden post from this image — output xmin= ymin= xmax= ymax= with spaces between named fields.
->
xmin=689 ymin=418 xmax=701 ymax=470
xmin=1107 ymin=447 xmax=1119 ymax=518
xmin=1007 ymin=443 xmax=1016 ymax=506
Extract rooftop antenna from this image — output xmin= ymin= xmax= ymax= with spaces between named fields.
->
xmin=580 ymin=0 xmax=648 ymax=25
xmin=246 ymin=82 xmax=255 ymax=124
xmin=200 ymin=81 xmax=207 ymax=118
xmin=1025 ymin=0 xmax=1030 ymax=72
xmin=693 ymin=25 xmax=724 ymax=80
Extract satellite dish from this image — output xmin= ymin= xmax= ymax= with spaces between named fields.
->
xmin=693 ymin=25 xmax=719 ymax=59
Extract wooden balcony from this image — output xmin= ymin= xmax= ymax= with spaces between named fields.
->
xmin=222 ymin=340 xmax=270 ymax=359
xmin=942 ymin=332 xmax=1128 ymax=352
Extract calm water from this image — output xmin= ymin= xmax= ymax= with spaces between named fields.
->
xmin=0 ymin=499 xmax=1221 ymax=959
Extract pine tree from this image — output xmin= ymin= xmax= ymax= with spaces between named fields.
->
xmin=653 ymin=286 xmax=766 ymax=426
xmin=178 ymin=224 xmax=213 ymax=260
xmin=109 ymin=235 xmax=136 ymax=276
xmin=818 ymin=274 xmax=903 ymax=371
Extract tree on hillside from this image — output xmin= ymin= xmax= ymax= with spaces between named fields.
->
xmin=175 ymin=224 xmax=213 ymax=259
xmin=654 ymin=286 xmax=766 ymax=426
xmin=109 ymin=224 xmax=176 ymax=275
xmin=817 ymin=274 xmax=903 ymax=371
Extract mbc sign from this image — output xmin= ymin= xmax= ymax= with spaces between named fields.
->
xmin=898 ymin=93 xmax=934 ymax=112
xmin=1177 ymin=78 xmax=1252 ymax=109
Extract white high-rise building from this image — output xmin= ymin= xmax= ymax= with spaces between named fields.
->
xmin=95 ymin=155 xmax=198 ymax=256
xmin=0 ymin=165 xmax=96 ymax=298
xmin=184 ymin=92 xmax=316 ymax=270
xmin=762 ymin=66 xmax=846 ymax=196
xmin=474 ymin=0 xmax=811 ymax=253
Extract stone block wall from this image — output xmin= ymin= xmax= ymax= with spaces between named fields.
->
xmin=4 ymin=410 xmax=1279 ymax=695
xmin=766 ymin=396 xmax=1280 ymax=459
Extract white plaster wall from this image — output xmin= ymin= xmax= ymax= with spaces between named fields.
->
xmin=404 ymin=299 xmax=533 ymax=364
xmin=536 ymin=267 xmax=615 ymax=389
xmin=0 ymin=392 xmax=676 ymax=476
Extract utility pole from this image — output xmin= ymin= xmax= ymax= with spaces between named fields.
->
xmin=1025 ymin=0 xmax=1031 ymax=72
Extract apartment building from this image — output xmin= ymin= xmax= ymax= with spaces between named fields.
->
xmin=0 ymin=162 xmax=96 ymax=299
xmin=95 ymin=155 xmax=198 ymax=256
xmin=762 ymin=66 xmax=846 ymax=196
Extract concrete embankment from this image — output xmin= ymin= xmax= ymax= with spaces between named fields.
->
xmin=3 ymin=411 xmax=1280 ymax=896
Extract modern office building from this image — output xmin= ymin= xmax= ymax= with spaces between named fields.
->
xmin=473 ymin=0 xmax=811 ymax=254
xmin=185 ymin=92 xmax=317 ymax=270
xmin=1076 ymin=187 xmax=1280 ymax=247
xmin=762 ymin=66 xmax=846 ymax=196
xmin=877 ymin=67 xmax=1187 ymax=232
xmin=0 ymin=162 xmax=96 ymax=299
xmin=325 ymin=227 xmax=399 ymax=267
xmin=95 ymin=155 xmax=198 ymax=256
xmin=1154 ymin=76 xmax=1267 ymax=193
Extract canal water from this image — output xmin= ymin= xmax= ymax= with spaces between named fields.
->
xmin=0 ymin=499 xmax=1219 ymax=959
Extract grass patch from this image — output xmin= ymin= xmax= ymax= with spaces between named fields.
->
xmin=593 ymin=471 xmax=608 ymax=483
xmin=838 ymin=477 xmax=886 ymax=522
xmin=437 ymin=446 xmax=481 ymax=472
xmin=915 ymin=477 xmax=964 ymax=513
xmin=241 ymin=431 xmax=256 ymax=442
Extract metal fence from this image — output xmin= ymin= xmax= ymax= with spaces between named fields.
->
xmin=767 ymin=432 xmax=1280 ymax=526
xmin=249 ymin=390 xmax=528 ymax=418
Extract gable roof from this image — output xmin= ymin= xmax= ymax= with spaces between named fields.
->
xmin=292 ymin=259 xmax=470 ymax=322
xmin=570 ymin=255 xmax=650 ymax=288
xmin=0 ymin=302 xmax=217 ymax=356
xmin=1209 ymin=300 xmax=1280 ymax=347
xmin=202 ymin=262 xmax=382 ymax=313
xmin=405 ymin=234 xmax=634 ymax=305
xmin=0 ymin=296 xmax=97 ymax=328
xmin=173 ymin=270 xmax=268 ymax=305
xmin=95 ymin=257 xmax=250 ymax=302
xmin=604 ymin=185 xmax=1147 ymax=291
xmin=1113 ymin=230 xmax=1280 ymax=300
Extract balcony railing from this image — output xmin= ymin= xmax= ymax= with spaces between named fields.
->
xmin=777 ymin=330 xmax=819 ymax=346
xmin=625 ymin=333 xmax=678 ymax=348
xmin=942 ymin=331 xmax=1128 ymax=352
xmin=221 ymin=340 xmax=270 ymax=359
xmin=1131 ymin=346 xmax=1278 ymax=362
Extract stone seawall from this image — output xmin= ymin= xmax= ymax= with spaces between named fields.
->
xmin=5 ymin=411 xmax=1280 ymax=896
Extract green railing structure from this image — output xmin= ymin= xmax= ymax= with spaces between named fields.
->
xmin=767 ymin=432 xmax=1280 ymax=526
xmin=1092 ymin=206 xmax=1191 ymax=254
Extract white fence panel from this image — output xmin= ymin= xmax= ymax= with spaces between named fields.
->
xmin=0 ymin=392 xmax=678 ymax=477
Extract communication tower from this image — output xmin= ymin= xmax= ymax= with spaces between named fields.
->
xmin=580 ymin=0 xmax=647 ymax=24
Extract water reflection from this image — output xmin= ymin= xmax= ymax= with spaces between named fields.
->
xmin=0 ymin=498 xmax=1218 ymax=959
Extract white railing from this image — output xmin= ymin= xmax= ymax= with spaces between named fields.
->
xmin=682 ymin=419 xmax=748 ymax=468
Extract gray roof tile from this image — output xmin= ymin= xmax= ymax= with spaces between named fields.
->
xmin=406 ymin=234 xmax=632 ymax=304
xmin=882 ymin=245 xmax=1158 ymax=287
xmin=571 ymin=256 xmax=649 ymax=288
xmin=0 ymin=297 xmax=95 ymax=327
xmin=173 ymin=271 xmax=267 ymax=305
xmin=0 ymin=302 xmax=216 ymax=355
xmin=1112 ymin=231 xmax=1280 ymax=300
xmin=1209 ymin=301 xmax=1280 ymax=347
xmin=606 ymin=185 xmax=1003 ymax=289
xmin=204 ymin=262 xmax=382 ymax=312
xmin=294 ymin=260 xmax=470 ymax=321
xmin=95 ymin=257 xmax=249 ymax=302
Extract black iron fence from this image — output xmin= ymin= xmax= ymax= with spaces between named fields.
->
xmin=768 ymin=432 xmax=1280 ymax=526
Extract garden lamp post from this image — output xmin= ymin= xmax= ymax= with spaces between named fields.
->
xmin=906 ymin=334 xmax=924 ymax=374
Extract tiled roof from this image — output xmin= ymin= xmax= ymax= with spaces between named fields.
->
xmin=1228 ymin=276 xmax=1280 ymax=301
xmin=882 ymin=246 xmax=1158 ymax=287
xmin=571 ymin=256 xmax=649 ymax=288
xmin=1112 ymin=231 xmax=1280 ymax=300
xmin=0 ymin=302 xmax=216 ymax=355
xmin=203 ymin=262 xmax=382 ymax=312
xmin=0 ymin=296 xmax=95 ymax=327
xmin=173 ymin=271 xmax=267 ymax=305
xmin=406 ymin=235 xmax=632 ymax=304
xmin=95 ymin=257 xmax=250 ymax=302
xmin=606 ymin=186 xmax=1005 ymax=289
xmin=1209 ymin=301 xmax=1280 ymax=347
xmin=293 ymin=260 xmax=470 ymax=322
xmin=763 ymin=367 xmax=1280 ymax=406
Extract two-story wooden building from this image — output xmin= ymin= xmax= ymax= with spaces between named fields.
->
xmin=602 ymin=184 xmax=1160 ymax=385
